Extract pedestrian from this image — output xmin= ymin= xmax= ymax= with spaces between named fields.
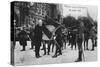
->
xmin=18 ymin=27 xmax=28 ymax=51
xmin=34 ymin=18 xmax=43 ymax=58
xmin=29 ymin=26 xmax=35 ymax=49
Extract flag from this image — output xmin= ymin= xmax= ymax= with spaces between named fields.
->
xmin=42 ymin=25 xmax=55 ymax=39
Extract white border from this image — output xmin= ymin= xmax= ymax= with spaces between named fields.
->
xmin=0 ymin=0 xmax=100 ymax=67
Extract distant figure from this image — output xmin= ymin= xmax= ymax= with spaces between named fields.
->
xmin=34 ymin=19 xmax=43 ymax=58
xmin=18 ymin=27 xmax=28 ymax=51
xmin=29 ymin=27 xmax=35 ymax=49
xmin=70 ymin=31 xmax=77 ymax=50
xmin=67 ymin=31 xmax=71 ymax=46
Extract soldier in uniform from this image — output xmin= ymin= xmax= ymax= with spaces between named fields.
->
xmin=34 ymin=18 xmax=43 ymax=58
xmin=52 ymin=26 xmax=63 ymax=58
xmin=75 ymin=20 xmax=84 ymax=62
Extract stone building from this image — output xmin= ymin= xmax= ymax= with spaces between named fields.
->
xmin=13 ymin=2 xmax=63 ymax=27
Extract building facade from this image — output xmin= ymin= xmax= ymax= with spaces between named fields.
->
xmin=13 ymin=2 xmax=63 ymax=27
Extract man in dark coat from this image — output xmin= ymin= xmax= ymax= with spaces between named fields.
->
xmin=34 ymin=19 xmax=43 ymax=58
xmin=52 ymin=26 xmax=63 ymax=58
xmin=18 ymin=27 xmax=28 ymax=51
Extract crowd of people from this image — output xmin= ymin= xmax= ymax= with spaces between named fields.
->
xmin=13 ymin=16 xmax=97 ymax=62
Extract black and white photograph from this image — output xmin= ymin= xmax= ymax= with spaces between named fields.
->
xmin=11 ymin=1 xmax=98 ymax=66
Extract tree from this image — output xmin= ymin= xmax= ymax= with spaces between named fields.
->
xmin=63 ymin=16 xmax=79 ymax=29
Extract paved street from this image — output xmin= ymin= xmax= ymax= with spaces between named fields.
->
xmin=14 ymin=40 xmax=97 ymax=66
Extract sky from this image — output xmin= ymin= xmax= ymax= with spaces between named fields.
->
xmin=62 ymin=4 xmax=98 ymax=21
